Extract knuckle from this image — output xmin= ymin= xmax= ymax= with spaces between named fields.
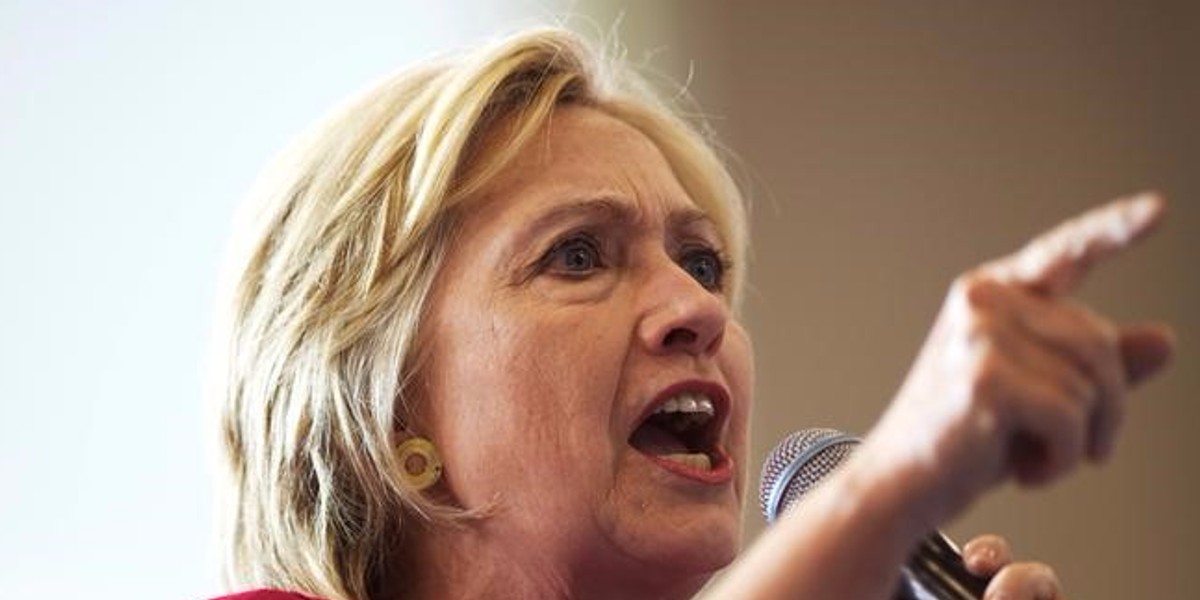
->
xmin=968 ymin=358 xmax=1006 ymax=404
xmin=965 ymin=313 xmax=996 ymax=347
xmin=1068 ymin=304 xmax=1121 ymax=359
xmin=1107 ymin=396 xmax=1127 ymax=424
xmin=1065 ymin=411 xmax=1089 ymax=462
xmin=1079 ymin=327 xmax=1116 ymax=363
xmin=986 ymin=561 xmax=1060 ymax=600
xmin=1070 ymin=376 xmax=1100 ymax=409
xmin=953 ymin=272 xmax=1004 ymax=310
xmin=1049 ymin=409 xmax=1089 ymax=477
xmin=1028 ymin=562 xmax=1062 ymax=594
xmin=1092 ymin=395 xmax=1127 ymax=443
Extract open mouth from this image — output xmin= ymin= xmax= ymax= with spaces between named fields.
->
xmin=629 ymin=390 xmax=728 ymax=479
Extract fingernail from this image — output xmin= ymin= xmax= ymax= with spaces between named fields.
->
xmin=964 ymin=542 xmax=998 ymax=570
xmin=1125 ymin=192 xmax=1162 ymax=224
xmin=1035 ymin=576 xmax=1058 ymax=600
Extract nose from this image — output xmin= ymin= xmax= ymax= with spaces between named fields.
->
xmin=636 ymin=257 xmax=729 ymax=357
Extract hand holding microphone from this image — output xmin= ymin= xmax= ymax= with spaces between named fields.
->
xmin=759 ymin=429 xmax=987 ymax=599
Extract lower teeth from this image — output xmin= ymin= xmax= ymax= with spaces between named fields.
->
xmin=663 ymin=452 xmax=712 ymax=470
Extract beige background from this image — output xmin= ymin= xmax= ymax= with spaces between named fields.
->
xmin=3 ymin=2 xmax=1192 ymax=597
xmin=593 ymin=2 xmax=1199 ymax=598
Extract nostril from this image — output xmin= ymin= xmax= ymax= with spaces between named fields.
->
xmin=663 ymin=328 xmax=698 ymax=348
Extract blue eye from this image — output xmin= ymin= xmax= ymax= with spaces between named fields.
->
xmin=681 ymin=248 xmax=726 ymax=290
xmin=546 ymin=236 xmax=603 ymax=275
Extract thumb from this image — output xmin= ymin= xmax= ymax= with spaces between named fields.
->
xmin=1120 ymin=322 xmax=1175 ymax=385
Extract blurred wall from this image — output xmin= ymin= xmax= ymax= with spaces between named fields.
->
xmin=602 ymin=2 xmax=1198 ymax=599
xmin=3 ymin=2 xmax=1193 ymax=599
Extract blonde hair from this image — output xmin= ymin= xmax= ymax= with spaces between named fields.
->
xmin=212 ymin=26 xmax=748 ymax=600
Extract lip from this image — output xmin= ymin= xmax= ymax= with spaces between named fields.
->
xmin=630 ymin=379 xmax=734 ymax=485
xmin=643 ymin=448 xmax=734 ymax=484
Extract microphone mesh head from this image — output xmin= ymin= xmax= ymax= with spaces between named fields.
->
xmin=758 ymin=428 xmax=860 ymax=522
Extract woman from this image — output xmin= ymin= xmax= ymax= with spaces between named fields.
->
xmin=210 ymin=27 xmax=1173 ymax=599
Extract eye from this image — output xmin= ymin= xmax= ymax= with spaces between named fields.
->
xmin=679 ymin=247 xmax=727 ymax=291
xmin=542 ymin=235 xmax=604 ymax=276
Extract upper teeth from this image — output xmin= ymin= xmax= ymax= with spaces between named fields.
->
xmin=654 ymin=393 xmax=715 ymax=416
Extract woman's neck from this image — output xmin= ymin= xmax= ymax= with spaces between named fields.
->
xmin=399 ymin=522 xmax=709 ymax=600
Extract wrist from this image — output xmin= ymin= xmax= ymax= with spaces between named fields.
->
xmin=847 ymin=424 xmax=954 ymax=540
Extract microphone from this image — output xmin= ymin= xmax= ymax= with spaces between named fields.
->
xmin=759 ymin=429 xmax=992 ymax=600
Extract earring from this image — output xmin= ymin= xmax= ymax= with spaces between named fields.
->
xmin=397 ymin=436 xmax=442 ymax=491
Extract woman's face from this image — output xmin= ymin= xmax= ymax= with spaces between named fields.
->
xmin=418 ymin=106 xmax=754 ymax=584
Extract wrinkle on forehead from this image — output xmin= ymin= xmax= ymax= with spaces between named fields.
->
xmin=463 ymin=105 xmax=710 ymax=233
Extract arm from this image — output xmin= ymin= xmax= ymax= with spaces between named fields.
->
xmin=706 ymin=193 xmax=1175 ymax=600
xmin=706 ymin=439 xmax=937 ymax=599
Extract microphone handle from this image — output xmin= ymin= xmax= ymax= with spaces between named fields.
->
xmin=896 ymin=531 xmax=992 ymax=600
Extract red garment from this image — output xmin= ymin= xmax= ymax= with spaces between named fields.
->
xmin=208 ymin=591 xmax=324 ymax=600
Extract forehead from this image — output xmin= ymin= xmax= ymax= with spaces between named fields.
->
xmin=462 ymin=105 xmax=705 ymax=228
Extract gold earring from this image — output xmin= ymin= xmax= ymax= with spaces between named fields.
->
xmin=397 ymin=436 xmax=442 ymax=491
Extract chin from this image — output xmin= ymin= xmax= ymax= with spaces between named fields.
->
xmin=627 ymin=503 xmax=743 ymax=576
xmin=672 ymin=516 xmax=742 ymax=571
xmin=601 ymin=448 xmax=747 ymax=579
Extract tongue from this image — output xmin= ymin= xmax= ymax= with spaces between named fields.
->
xmin=629 ymin=421 xmax=690 ymax=455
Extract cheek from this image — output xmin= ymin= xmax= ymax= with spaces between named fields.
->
xmin=722 ymin=324 xmax=756 ymax=485
xmin=498 ymin=315 xmax=629 ymax=459
xmin=426 ymin=303 xmax=631 ymax=504
xmin=724 ymin=322 xmax=756 ymax=426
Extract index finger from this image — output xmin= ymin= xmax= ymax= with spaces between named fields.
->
xmin=985 ymin=192 xmax=1165 ymax=297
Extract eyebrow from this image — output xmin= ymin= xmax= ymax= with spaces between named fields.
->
xmin=525 ymin=196 xmax=714 ymax=235
xmin=524 ymin=196 xmax=638 ymax=234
